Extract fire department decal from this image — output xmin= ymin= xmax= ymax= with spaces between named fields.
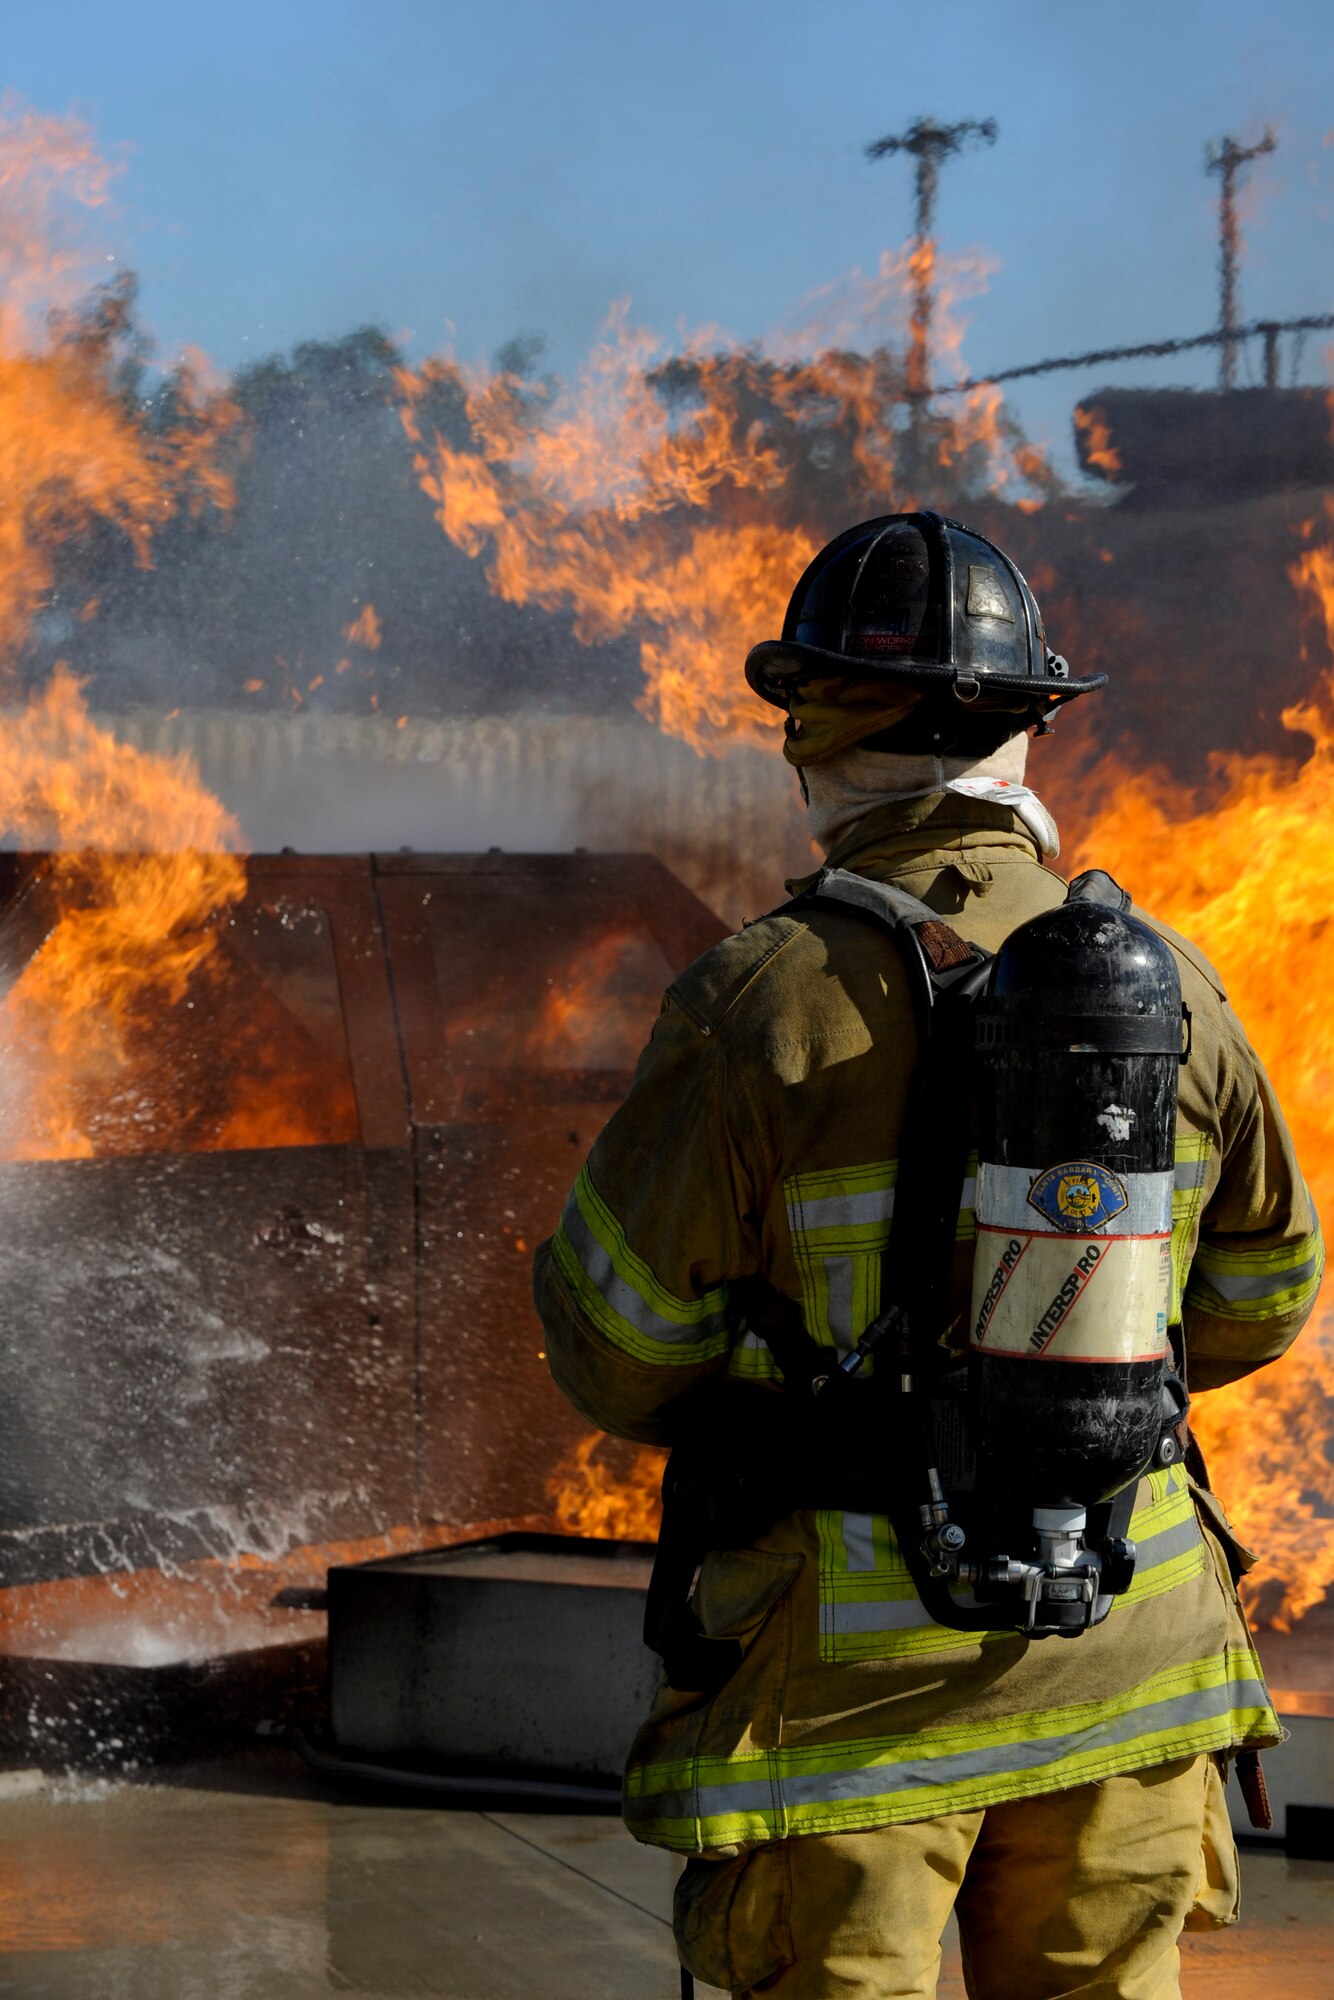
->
xmin=1027 ymin=1161 xmax=1128 ymax=1233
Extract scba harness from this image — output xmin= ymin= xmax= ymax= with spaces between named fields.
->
xmin=646 ymin=867 xmax=1193 ymax=1689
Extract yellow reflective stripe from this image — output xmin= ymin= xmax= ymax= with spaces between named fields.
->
xmin=783 ymin=1156 xmax=977 ymax=1352
xmin=624 ymin=1647 xmax=1277 ymax=1849
xmin=784 ymin=1156 xmax=980 ymax=1243
xmin=572 ymin=1166 xmax=728 ymax=1324
xmin=1186 ymin=1224 xmax=1324 ymax=1323
xmin=1114 ymin=1466 xmax=1206 ymax=1607
xmin=774 ymin=1136 xmax=1216 ymax=1368
xmin=630 ymin=1646 xmax=1265 ymax=1794
xmin=786 ymin=1162 xmax=890 ymax=1353
xmin=1173 ymin=1130 xmax=1212 ymax=1177
xmin=816 ymin=1470 xmax=1202 ymax=1663
xmin=1132 ymin=1464 xmax=1192 ymax=1530
xmin=549 ymin=1228 xmax=730 ymax=1366
xmin=551 ymin=1165 xmax=731 ymax=1366
xmin=725 ymin=1331 xmax=782 ymax=1382
xmin=1193 ymin=1223 xmax=1323 ymax=1279
xmin=1170 ymin=1130 xmax=1213 ymax=1321
xmin=818 ymin=1508 xmax=980 ymax=1662
xmin=808 ymin=1251 xmax=884 ymax=1353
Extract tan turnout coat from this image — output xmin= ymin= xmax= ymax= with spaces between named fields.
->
xmin=535 ymin=794 xmax=1321 ymax=1855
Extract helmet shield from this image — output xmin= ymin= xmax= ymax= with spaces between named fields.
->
xmin=837 ymin=522 xmax=941 ymax=662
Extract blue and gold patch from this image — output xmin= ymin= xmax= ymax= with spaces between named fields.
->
xmin=1027 ymin=1161 xmax=1128 ymax=1233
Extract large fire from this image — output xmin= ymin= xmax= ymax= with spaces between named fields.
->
xmin=0 ymin=104 xmax=345 ymax=1161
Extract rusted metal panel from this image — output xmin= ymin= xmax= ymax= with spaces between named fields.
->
xmin=0 ymin=851 xmax=725 ymax=1588
xmin=249 ymin=854 xmax=410 ymax=1152
xmin=413 ymin=1116 xmax=596 ymax=1524
xmin=377 ymin=853 xmax=726 ymax=1528
xmin=0 ymin=855 xmax=416 ymax=1587
xmin=0 ymin=1146 xmax=416 ymax=1586
xmin=372 ymin=869 xmax=451 ymax=1128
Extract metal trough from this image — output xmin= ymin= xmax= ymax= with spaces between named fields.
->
xmin=327 ymin=1532 xmax=657 ymax=1784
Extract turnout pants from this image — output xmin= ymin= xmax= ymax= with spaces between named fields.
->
xmin=674 ymin=1753 xmax=1239 ymax=1999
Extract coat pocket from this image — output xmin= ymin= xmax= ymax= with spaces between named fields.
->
xmin=693 ymin=1546 xmax=803 ymax=1647
xmin=1190 ymin=1482 xmax=1259 ymax=1581
xmin=675 ymin=1843 xmax=796 ymax=1991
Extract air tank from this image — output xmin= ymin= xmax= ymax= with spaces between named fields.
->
xmin=968 ymin=901 xmax=1184 ymax=1508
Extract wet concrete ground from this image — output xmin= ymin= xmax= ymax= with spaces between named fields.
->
xmin=0 ymin=1756 xmax=1327 ymax=1999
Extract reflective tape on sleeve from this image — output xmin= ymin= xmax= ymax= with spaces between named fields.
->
xmin=1186 ymin=1225 xmax=1324 ymax=1324
xmin=551 ymin=1165 xmax=731 ymax=1365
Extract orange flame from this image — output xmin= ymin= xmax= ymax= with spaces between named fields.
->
xmin=397 ymin=252 xmax=1048 ymax=754
xmin=342 ymin=602 xmax=382 ymax=650
xmin=546 ymin=1435 xmax=664 ymax=1541
xmin=1073 ymin=403 xmax=1123 ymax=478
xmin=0 ymin=102 xmax=239 ymax=676
xmin=0 ymin=670 xmax=246 ymax=1158
xmin=0 ymin=673 xmax=360 ymax=1157
xmin=0 ymin=94 xmax=116 ymax=347
xmin=0 ymin=106 xmax=270 ymax=1161
xmin=1054 ymin=522 xmax=1334 ymax=1628
xmin=519 ymin=926 xmax=669 ymax=1074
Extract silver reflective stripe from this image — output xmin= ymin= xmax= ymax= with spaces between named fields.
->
xmin=828 ymin=1516 xmax=1199 ymax=1640
xmin=629 ymin=1677 xmax=1271 ymax=1824
xmin=559 ymin=1191 xmax=729 ymax=1346
xmin=1175 ymin=1154 xmax=1209 ymax=1193
xmin=788 ymin=1179 xmax=976 ymax=1233
xmin=1133 ymin=1513 xmax=1201 ymax=1574
xmin=826 ymin=1596 xmax=937 ymax=1634
xmin=824 ymin=1256 xmax=855 ymax=1349
xmin=1191 ymin=1250 xmax=1324 ymax=1303
xmin=787 ymin=1187 xmax=895 ymax=1232
xmin=976 ymin=1162 xmax=1173 ymax=1236
xmin=840 ymin=1514 xmax=880 ymax=1574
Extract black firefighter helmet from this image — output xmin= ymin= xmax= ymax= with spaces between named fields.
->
xmin=745 ymin=512 xmax=1106 ymax=754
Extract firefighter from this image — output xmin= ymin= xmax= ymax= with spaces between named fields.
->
xmin=533 ymin=514 xmax=1321 ymax=1999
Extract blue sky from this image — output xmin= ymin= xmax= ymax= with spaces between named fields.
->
xmin=6 ymin=0 xmax=1334 ymax=471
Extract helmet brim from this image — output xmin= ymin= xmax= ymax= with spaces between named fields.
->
xmin=744 ymin=638 xmax=1108 ymax=708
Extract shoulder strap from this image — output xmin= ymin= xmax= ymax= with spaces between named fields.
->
xmin=1065 ymin=868 xmax=1130 ymax=912
xmin=781 ymin=866 xmax=991 ymax=1024
xmin=775 ymin=865 xmax=993 ymax=1349
xmin=721 ymin=870 xmax=992 ymax=1397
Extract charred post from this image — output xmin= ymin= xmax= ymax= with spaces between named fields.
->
xmin=865 ymin=115 xmax=998 ymax=401
xmin=1207 ymin=129 xmax=1276 ymax=391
